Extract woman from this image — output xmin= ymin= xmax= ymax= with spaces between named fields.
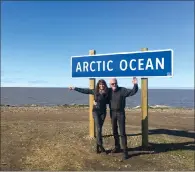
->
xmin=69 ymin=79 xmax=109 ymax=154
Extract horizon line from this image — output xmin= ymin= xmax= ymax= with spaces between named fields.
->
xmin=1 ymin=86 xmax=194 ymax=89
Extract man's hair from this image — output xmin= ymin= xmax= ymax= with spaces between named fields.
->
xmin=109 ymin=78 xmax=117 ymax=84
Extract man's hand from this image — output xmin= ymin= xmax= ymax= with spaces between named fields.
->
xmin=132 ymin=77 xmax=138 ymax=84
xmin=69 ymin=86 xmax=75 ymax=90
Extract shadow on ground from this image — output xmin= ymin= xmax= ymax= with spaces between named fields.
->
xmin=103 ymin=129 xmax=195 ymax=158
xmin=103 ymin=128 xmax=195 ymax=139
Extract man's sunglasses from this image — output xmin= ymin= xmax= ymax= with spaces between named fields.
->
xmin=111 ymin=83 xmax=117 ymax=86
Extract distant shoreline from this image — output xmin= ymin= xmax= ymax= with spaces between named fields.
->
xmin=1 ymin=86 xmax=194 ymax=90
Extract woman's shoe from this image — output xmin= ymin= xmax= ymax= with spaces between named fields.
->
xmin=99 ymin=145 xmax=106 ymax=154
xmin=96 ymin=144 xmax=101 ymax=154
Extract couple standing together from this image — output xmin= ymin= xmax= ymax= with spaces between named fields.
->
xmin=69 ymin=77 xmax=138 ymax=160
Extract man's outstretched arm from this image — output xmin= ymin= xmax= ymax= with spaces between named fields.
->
xmin=123 ymin=84 xmax=138 ymax=97
xmin=122 ymin=77 xmax=139 ymax=97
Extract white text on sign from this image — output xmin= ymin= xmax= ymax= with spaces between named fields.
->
xmin=76 ymin=58 xmax=164 ymax=72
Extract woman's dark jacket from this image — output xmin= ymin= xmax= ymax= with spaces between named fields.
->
xmin=74 ymin=87 xmax=109 ymax=113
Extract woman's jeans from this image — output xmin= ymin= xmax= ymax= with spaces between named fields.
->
xmin=93 ymin=111 xmax=106 ymax=146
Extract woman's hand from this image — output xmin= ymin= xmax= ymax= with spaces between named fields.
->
xmin=93 ymin=100 xmax=97 ymax=105
xmin=69 ymin=86 xmax=75 ymax=90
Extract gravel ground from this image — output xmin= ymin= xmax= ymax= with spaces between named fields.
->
xmin=1 ymin=106 xmax=194 ymax=171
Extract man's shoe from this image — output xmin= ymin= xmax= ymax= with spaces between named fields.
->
xmin=111 ymin=147 xmax=121 ymax=153
xmin=123 ymin=151 xmax=129 ymax=160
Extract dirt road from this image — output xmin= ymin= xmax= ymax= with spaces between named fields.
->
xmin=1 ymin=106 xmax=194 ymax=171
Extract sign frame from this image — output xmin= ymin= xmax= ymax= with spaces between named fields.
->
xmin=70 ymin=49 xmax=174 ymax=78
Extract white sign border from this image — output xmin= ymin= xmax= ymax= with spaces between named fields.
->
xmin=70 ymin=49 xmax=174 ymax=79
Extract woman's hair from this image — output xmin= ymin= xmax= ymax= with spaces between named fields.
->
xmin=95 ymin=79 xmax=108 ymax=94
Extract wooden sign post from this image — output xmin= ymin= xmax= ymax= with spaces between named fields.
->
xmin=89 ymin=50 xmax=96 ymax=138
xmin=141 ymin=48 xmax=149 ymax=148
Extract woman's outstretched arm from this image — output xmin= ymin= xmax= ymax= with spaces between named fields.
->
xmin=69 ymin=87 xmax=94 ymax=95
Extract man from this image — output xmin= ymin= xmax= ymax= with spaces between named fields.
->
xmin=108 ymin=77 xmax=138 ymax=160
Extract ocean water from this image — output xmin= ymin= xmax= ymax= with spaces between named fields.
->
xmin=0 ymin=87 xmax=194 ymax=108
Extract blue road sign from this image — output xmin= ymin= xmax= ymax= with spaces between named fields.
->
xmin=71 ymin=49 xmax=173 ymax=78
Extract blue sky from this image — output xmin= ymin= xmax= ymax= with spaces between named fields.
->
xmin=1 ymin=1 xmax=194 ymax=88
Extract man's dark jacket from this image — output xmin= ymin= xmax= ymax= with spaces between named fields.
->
xmin=108 ymin=84 xmax=138 ymax=112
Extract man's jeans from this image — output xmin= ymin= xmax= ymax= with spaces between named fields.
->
xmin=110 ymin=111 xmax=127 ymax=150
xmin=93 ymin=111 xmax=106 ymax=146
